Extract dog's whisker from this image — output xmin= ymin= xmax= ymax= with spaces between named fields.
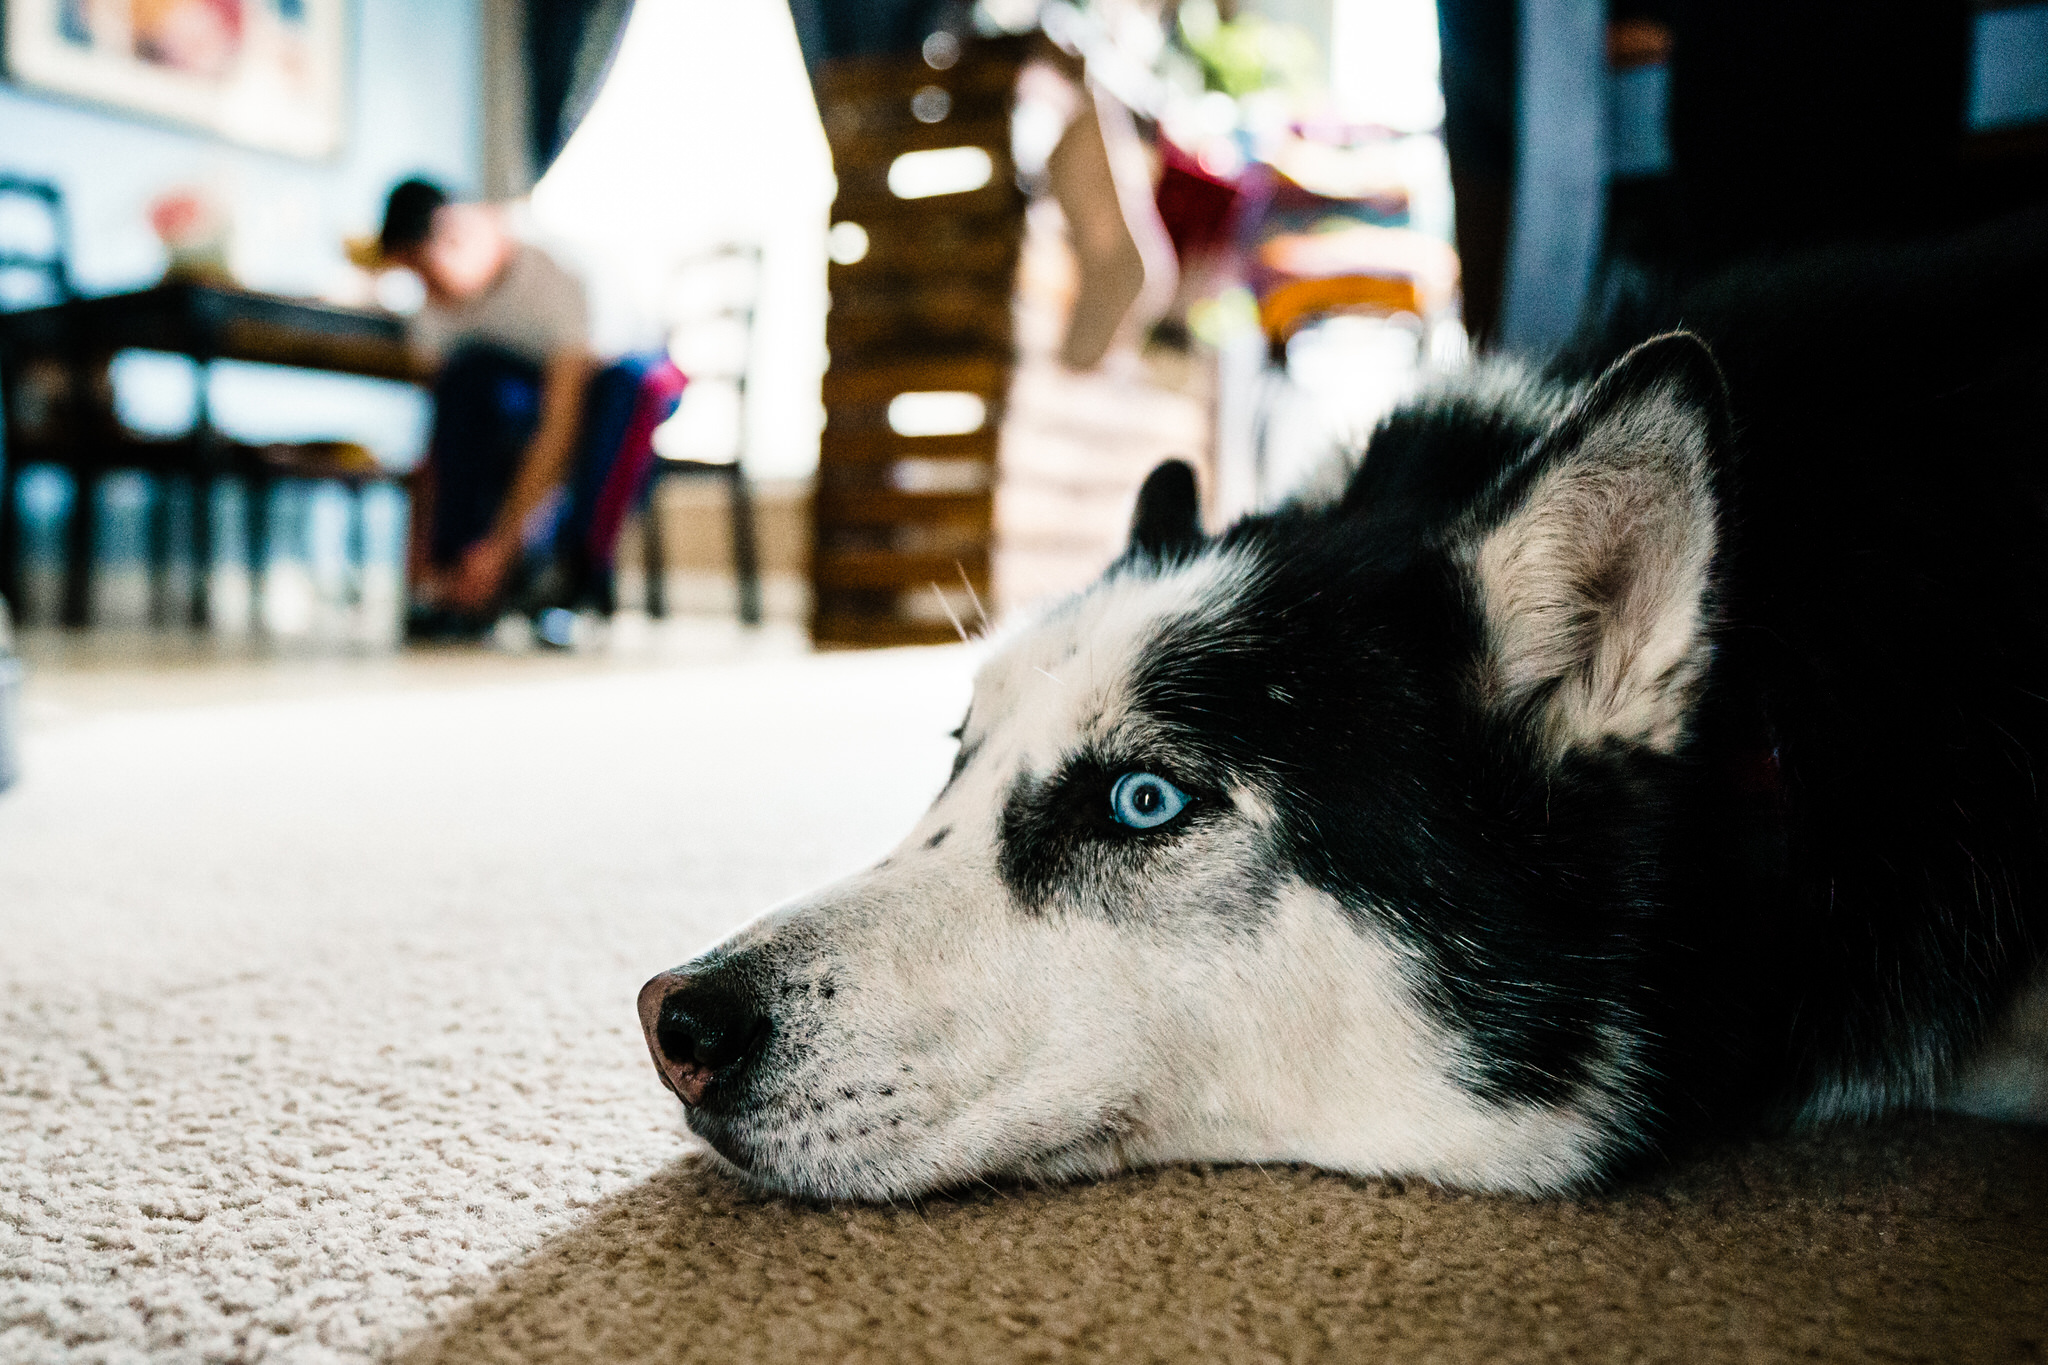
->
xmin=902 ymin=1192 xmax=942 ymax=1238
xmin=929 ymin=582 xmax=970 ymax=644
xmin=955 ymin=560 xmax=991 ymax=635
xmin=1032 ymin=666 xmax=1065 ymax=687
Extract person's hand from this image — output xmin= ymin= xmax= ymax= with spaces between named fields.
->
xmin=449 ymin=532 xmax=517 ymax=611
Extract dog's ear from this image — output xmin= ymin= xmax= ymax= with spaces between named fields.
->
xmin=1464 ymin=332 xmax=1728 ymax=757
xmin=1126 ymin=459 xmax=1204 ymax=561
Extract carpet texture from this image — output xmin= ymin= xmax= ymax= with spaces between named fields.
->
xmin=3 ymin=646 xmax=2044 ymax=1364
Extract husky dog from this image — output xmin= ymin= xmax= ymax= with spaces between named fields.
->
xmin=640 ymin=212 xmax=2048 ymax=1200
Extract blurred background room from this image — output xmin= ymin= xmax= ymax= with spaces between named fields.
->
xmin=1 ymin=0 xmax=2043 ymax=685
xmin=0 ymin=0 xmax=1473 ymax=681
xmin=4 ymin=3 xmax=2048 ymax=1357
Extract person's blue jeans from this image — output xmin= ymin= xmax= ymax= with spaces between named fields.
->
xmin=422 ymin=343 xmax=681 ymax=607
xmin=423 ymin=343 xmax=544 ymax=570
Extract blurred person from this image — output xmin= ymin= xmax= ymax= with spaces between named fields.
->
xmin=1034 ymin=60 xmax=1179 ymax=369
xmin=789 ymin=0 xmax=1177 ymax=369
xmin=377 ymin=178 xmax=597 ymax=625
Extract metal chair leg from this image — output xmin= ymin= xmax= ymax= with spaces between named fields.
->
xmin=190 ymin=471 xmax=214 ymax=629
xmin=246 ymin=473 xmax=272 ymax=635
xmin=728 ymin=463 xmax=762 ymax=626
xmin=0 ymin=459 xmax=20 ymax=618
xmin=643 ymin=475 xmax=668 ymax=619
xmin=190 ymin=363 xmax=221 ymax=631
xmin=61 ymin=460 xmax=99 ymax=628
xmin=147 ymin=471 xmax=176 ymax=627
xmin=346 ymin=482 xmax=368 ymax=608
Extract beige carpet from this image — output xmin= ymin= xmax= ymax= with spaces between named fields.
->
xmin=3 ymin=642 xmax=2044 ymax=1364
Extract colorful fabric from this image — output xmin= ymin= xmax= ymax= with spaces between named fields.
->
xmin=564 ymin=352 xmax=687 ymax=569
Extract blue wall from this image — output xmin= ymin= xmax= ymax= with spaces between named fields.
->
xmin=0 ymin=0 xmax=481 ymax=296
xmin=0 ymin=0 xmax=480 ymax=630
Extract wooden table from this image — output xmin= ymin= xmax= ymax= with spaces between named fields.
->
xmin=0 ymin=282 xmax=424 ymax=628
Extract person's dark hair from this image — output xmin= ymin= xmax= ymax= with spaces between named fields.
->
xmin=379 ymin=178 xmax=449 ymax=256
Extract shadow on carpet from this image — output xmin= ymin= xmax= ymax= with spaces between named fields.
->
xmin=398 ymin=1116 xmax=2048 ymax=1364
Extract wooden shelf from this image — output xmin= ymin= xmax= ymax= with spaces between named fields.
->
xmin=813 ymin=615 xmax=977 ymax=648
xmin=811 ymin=37 xmax=1030 ymax=648
xmin=819 ymin=427 xmax=1000 ymax=465
xmin=813 ymin=547 xmax=990 ymax=590
xmin=816 ymin=489 xmax=993 ymax=526
xmin=822 ymin=352 xmax=1009 ymax=405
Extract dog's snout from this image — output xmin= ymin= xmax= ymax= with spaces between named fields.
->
xmin=637 ymin=968 xmax=768 ymax=1107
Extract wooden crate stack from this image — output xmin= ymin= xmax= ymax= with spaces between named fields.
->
xmin=812 ymin=36 xmax=1031 ymax=647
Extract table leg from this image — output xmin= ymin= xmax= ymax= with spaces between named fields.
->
xmin=643 ymin=475 xmax=667 ymax=619
xmin=729 ymin=463 xmax=762 ymax=627
xmin=190 ymin=357 xmax=218 ymax=630
xmin=190 ymin=469 xmax=214 ymax=629
xmin=61 ymin=461 xmax=98 ymax=628
xmin=0 ymin=350 xmax=19 ymax=616
xmin=59 ymin=355 xmax=99 ymax=629
xmin=247 ymin=472 xmax=271 ymax=634
xmin=347 ymin=481 xmax=368 ymax=608
xmin=0 ymin=460 xmax=18 ymax=620
xmin=147 ymin=465 xmax=174 ymax=628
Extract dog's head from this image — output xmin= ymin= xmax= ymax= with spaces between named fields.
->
xmin=640 ymin=335 xmax=1731 ymax=1199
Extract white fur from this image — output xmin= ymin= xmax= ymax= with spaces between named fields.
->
xmin=1464 ymin=383 xmax=1718 ymax=758
xmin=690 ymin=550 xmax=1624 ymax=1199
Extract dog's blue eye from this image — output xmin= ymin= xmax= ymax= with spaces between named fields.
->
xmin=1110 ymin=772 xmax=1189 ymax=829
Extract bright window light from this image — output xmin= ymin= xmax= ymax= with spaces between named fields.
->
xmin=827 ymin=221 xmax=870 ymax=264
xmin=1330 ymin=0 xmax=1444 ymax=133
xmin=890 ymin=457 xmax=989 ymax=492
xmin=526 ymin=0 xmax=833 ymax=480
xmin=887 ymin=146 xmax=993 ymax=200
xmin=888 ymin=391 xmax=986 ymax=436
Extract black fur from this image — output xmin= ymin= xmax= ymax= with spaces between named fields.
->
xmin=1125 ymin=459 xmax=1205 ymax=563
xmin=1112 ymin=207 xmax=2048 ymax=1163
xmin=997 ymin=752 xmax=1227 ymax=916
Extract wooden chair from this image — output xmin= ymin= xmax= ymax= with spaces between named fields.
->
xmin=642 ymin=244 xmax=764 ymax=626
xmin=0 ymin=176 xmax=74 ymax=311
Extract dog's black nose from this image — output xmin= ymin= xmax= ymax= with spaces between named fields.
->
xmin=657 ymin=981 xmax=761 ymax=1071
xmin=637 ymin=968 xmax=768 ymax=1106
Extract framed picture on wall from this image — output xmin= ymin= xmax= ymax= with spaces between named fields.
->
xmin=4 ymin=0 xmax=350 ymax=158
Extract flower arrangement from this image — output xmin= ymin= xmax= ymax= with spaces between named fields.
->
xmin=148 ymin=187 xmax=234 ymax=284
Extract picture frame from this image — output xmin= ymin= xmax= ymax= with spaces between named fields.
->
xmin=4 ymin=0 xmax=350 ymax=159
